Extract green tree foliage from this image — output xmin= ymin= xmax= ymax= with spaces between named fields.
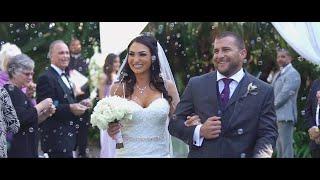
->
xmin=0 ymin=22 xmax=101 ymax=145
xmin=0 ymin=22 xmax=100 ymax=78
xmin=2 ymin=22 xmax=319 ymax=157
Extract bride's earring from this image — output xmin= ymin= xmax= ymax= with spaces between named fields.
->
xmin=151 ymin=55 xmax=156 ymax=71
xmin=151 ymin=55 xmax=156 ymax=62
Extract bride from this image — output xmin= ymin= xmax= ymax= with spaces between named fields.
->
xmin=107 ymin=33 xmax=188 ymax=158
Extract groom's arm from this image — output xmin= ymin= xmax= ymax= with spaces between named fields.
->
xmin=253 ymin=86 xmax=278 ymax=158
xmin=168 ymin=78 xmax=197 ymax=146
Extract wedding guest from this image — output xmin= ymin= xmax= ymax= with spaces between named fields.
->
xmin=37 ymin=40 xmax=88 ymax=158
xmin=305 ymin=82 xmax=320 ymax=158
xmin=0 ymin=86 xmax=20 ymax=158
xmin=266 ymin=64 xmax=279 ymax=84
xmin=0 ymin=43 xmax=36 ymax=103
xmin=5 ymin=54 xmax=56 ymax=158
xmin=0 ymin=42 xmax=22 ymax=87
xmin=68 ymin=38 xmax=88 ymax=75
xmin=0 ymin=42 xmax=37 ymax=148
xmin=271 ymin=48 xmax=301 ymax=158
xmin=98 ymin=53 xmax=120 ymax=158
xmin=68 ymin=38 xmax=91 ymax=158
xmin=257 ymin=54 xmax=278 ymax=84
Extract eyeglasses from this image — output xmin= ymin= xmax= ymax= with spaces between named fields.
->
xmin=21 ymin=72 xmax=34 ymax=77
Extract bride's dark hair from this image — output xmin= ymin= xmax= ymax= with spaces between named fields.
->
xmin=121 ymin=33 xmax=172 ymax=105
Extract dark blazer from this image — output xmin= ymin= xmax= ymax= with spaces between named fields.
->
xmin=168 ymin=71 xmax=278 ymax=158
xmin=68 ymin=55 xmax=88 ymax=77
xmin=68 ymin=55 xmax=90 ymax=156
xmin=305 ymin=79 xmax=320 ymax=150
xmin=36 ymin=66 xmax=77 ymax=153
xmin=5 ymin=84 xmax=38 ymax=158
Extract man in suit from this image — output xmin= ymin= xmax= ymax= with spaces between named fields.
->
xmin=68 ymin=38 xmax=88 ymax=76
xmin=305 ymin=78 xmax=320 ymax=158
xmin=36 ymin=40 xmax=88 ymax=158
xmin=68 ymin=38 xmax=91 ymax=158
xmin=168 ymin=31 xmax=278 ymax=158
xmin=271 ymin=49 xmax=301 ymax=158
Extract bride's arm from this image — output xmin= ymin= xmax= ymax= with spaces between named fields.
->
xmin=98 ymin=73 xmax=107 ymax=99
xmin=107 ymin=82 xmax=124 ymax=138
xmin=165 ymin=80 xmax=180 ymax=117
xmin=110 ymin=82 xmax=125 ymax=97
xmin=166 ymin=80 xmax=200 ymax=126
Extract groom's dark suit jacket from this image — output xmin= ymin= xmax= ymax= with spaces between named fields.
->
xmin=36 ymin=67 xmax=78 ymax=153
xmin=169 ymin=71 xmax=278 ymax=158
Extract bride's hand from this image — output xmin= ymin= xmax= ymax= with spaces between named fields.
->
xmin=184 ymin=114 xmax=201 ymax=127
xmin=107 ymin=122 xmax=122 ymax=139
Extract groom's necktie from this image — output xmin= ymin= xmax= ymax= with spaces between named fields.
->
xmin=220 ymin=78 xmax=233 ymax=108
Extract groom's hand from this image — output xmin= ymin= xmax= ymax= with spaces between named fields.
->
xmin=200 ymin=116 xmax=221 ymax=139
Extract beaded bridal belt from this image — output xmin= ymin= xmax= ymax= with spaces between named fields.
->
xmin=122 ymin=135 xmax=165 ymax=142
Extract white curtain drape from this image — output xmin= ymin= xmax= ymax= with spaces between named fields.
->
xmin=88 ymin=22 xmax=148 ymax=100
xmin=99 ymin=22 xmax=149 ymax=56
xmin=272 ymin=22 xmax=320 ymax=64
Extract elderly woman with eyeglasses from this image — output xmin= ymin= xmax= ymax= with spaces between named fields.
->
xmin=0 ymin=43 xmax=37 ymax=104
xmin=4 ymin=54 xmax=56 ymax=158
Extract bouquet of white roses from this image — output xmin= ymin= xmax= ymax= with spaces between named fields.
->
xmin=90 ymin=96 xmax=133 ymax=148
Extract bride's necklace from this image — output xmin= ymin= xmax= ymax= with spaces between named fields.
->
xmin=136 ymin=84 xmax=147 ymax=94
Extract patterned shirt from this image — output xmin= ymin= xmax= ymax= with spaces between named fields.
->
xmin=0 ymin=87 xmax=20 ymax=158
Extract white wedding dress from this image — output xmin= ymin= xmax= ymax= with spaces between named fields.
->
xmin=115 ymin=96 xmax=172 ymax=158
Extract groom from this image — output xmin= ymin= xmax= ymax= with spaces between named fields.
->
xmin=168 ymin=31 xmax=278 ymax=158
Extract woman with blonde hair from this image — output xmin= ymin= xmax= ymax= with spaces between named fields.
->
xmin=0 ymin=43 xmax=22 ymax=87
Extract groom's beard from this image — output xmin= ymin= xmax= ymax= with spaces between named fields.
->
xmin=215 ymin=58 xmax=242 ymax=77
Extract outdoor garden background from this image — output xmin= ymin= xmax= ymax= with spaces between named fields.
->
xmin=0 ymin=22 xmax=317 ymax=157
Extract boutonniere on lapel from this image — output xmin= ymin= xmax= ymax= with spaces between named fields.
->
xmin=243 ymin=82 xmax=258 ymax=98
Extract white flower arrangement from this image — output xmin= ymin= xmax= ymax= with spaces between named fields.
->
xmin=87 ymin=45 xmax=106 ymax=101
xmin=90 ymin=95 xmax=133 ymax=129
xmin=242 ymin=82 xmax=258 ymax=99
xmin=88 ymin=47 xmax=104 ymax=89
xmin=90 ymin=96 xmax=133 ymax=148
xmin=247 ymin=82 xmax=258 ymax=95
